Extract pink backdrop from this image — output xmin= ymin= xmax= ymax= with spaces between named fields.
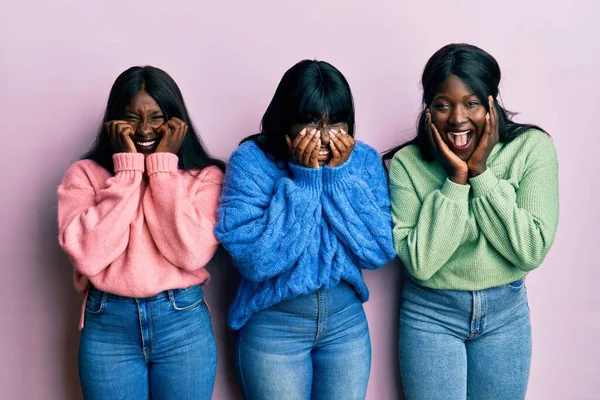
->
xmin=1 ymin=1 xmax=598 ymax=399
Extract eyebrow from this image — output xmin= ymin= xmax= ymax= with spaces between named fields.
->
xmin=123 ymin=109 xmax=164 ymax=116
xmin=433 ymin=93 xmax=478 ymax=101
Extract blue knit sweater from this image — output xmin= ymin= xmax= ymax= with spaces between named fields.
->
xmin=215 ymin=140 xmax=395 ymax=329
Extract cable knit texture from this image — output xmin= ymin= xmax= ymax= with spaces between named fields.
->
xmin=57 ymin=152 xmax=223 ymax=328
xmin=215 ymin=140 xmax=396 ymax=329
xmin=389 ymin=129 xmax=559 ymax=289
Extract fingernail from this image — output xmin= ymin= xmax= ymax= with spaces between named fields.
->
xmin=299 ymin=129 xmax=306 ymax=136
xmin=329 ymin=130 xmax=335 ymax=137
xmin=341 ymin=129 xmax=347 ymax=135
xmin=316 ymin=131 xmax=321 ymax=139
xmin=310 ymin=129 xmax=316 ymax=136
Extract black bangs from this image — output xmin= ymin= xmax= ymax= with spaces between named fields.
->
xmin=291 ymin=74 xmax=354 ymax=126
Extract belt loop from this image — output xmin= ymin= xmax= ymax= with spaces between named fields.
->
xmin=101 ymin=291 xmax=109 ymax=305
xmin=167 ymin=289 xmax=174 ymax=303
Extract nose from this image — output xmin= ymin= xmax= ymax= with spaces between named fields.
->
xmin=320 ymin=128 xmax=331 ymax=145
xmin=136 ymin=119 xmax=154 ymax=136
xmin=448 ymin=105 xmax=468 ymax=127
xmin=319 ymin=124 xmax=338 ymax=145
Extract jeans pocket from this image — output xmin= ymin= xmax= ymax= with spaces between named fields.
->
xmin=169 ymin=286 xmax=205 ymax=311
xmin=506 ymin=277 xmax=526 ymax=290
xmin=85 ymin=292 xmax=106 ymax=314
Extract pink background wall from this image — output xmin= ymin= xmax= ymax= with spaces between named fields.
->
xmin=1 ymin=1 xmax=598 ymax=398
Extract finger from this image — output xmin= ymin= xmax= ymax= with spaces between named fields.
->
xmin=302 ymin=131 xmax=320 ymax=166
xmin=309 ymin=139 xmax=320 ymax=168
xmin=479 ymin=113 xmax=491 ymax=149
xmin=291 ymin=128 xmax=307 ymax=148
xmin=296 ymin=129 xmax=316 ymax=162
xmin=328 ymin=130 xmax=341 ymax=160
xmin=156 ymin=123 xmax=169 ymax=136
xmin=167 ymin=119 xmax=183 ymax=137
xmin=168 ymin=120 xmax=185 ymax=139
xmin=424 ymin=110 xmax=437 ymax=151
xmin=430 ymin=121 xmax=451 ymax=156
xmin=107 ymin=120 xmax=124 ymax=136
xmin=115 ymin=132 xmax=129 ymax=152
xmin=337 ymin=129 xmax=354 ymax=149
xmin=116 ymin=122 xmax=134 ymax=138
xmin=331 ymin=133 xmax=347 ymax=154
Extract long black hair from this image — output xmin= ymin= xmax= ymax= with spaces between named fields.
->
xmin=83 ymin=66 xmax=225 ymax=173
xmin=242 ymin=59 xmax=355 ymax=163
xmin=383 ymin=43 xmax=546 ymax=164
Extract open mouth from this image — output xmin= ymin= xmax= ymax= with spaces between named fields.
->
xmin=134 ymin=139 xmax=158 ymax=153
xmin=318 ymin=145 xmax=331 ymax=163
xmin=446 ymin=130 xmax=473 ymax=151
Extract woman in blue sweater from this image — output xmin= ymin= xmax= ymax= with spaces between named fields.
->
xmin=215 ymin=60 xmax=395 ymax=399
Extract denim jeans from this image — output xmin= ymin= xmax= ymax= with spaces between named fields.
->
xmin=399 ymin=278 xmax=532 ymax=400
xmin=79 ymin=285 xmax=217 ymax=400
xmin=235 ymin=281 xmax=371 ymax=400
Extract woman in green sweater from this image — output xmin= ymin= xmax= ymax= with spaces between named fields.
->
xmin=387 ymin=43 xmax=559 ymax=400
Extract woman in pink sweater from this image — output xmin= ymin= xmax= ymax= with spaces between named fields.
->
xmin=57 ymin=66 xmax=224 ymax=400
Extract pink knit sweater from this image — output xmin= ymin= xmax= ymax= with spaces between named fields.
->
xmin=57 ymin=152 xmax=223 ymax=329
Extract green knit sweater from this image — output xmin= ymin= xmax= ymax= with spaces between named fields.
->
xmin=388 ymin=129 xmax=559 ymax=290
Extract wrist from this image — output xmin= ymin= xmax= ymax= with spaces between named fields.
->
xmin=468 ymin=165 xmax=487 ymax=177
xmin=450 ymin=173 xmax=468 ymax=185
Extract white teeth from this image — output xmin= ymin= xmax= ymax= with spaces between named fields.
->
xmin=135 ymin=140 xmax=156 ymax=148
xmin=449 ymin=131 xmax=470 ymax=136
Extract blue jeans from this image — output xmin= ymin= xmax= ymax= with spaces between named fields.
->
xmin=399 ymin=278 xmax=532 ymax=400
xmin=79 ymin=285 xmax=217 ymax=400
xmin=236 ymin=281 xmax=371 ymax=400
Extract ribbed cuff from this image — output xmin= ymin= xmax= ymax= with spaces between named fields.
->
xmin=470 ymin=169 xmax=499 ymax=197
xmin=113 ymin=153 xmax=145 ymax=172
xmin=440 ymin=178 xmax=470 ymax=202
xmin=322 ymin=158 xmax=352 ymax=190
xmin=146 ymin=153 xmax=179 ymax=175
xmin=289 ymin=163 xmax=323 ymax=193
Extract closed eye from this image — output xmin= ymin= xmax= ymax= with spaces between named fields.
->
xmin=433 ymin=103 xmax=450 ymax=110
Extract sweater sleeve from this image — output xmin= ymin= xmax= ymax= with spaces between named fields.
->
xmin=389 ymin=155 xmax=470 ymax=281
xmin=321 ymin=146 xmax=395 ymax=270
xmin=143 ymin=153 xmax=223 ymax=272
xmin=214 ymin=145 xmax=323 ymax=282
xmin=470 ymin=135 xmax=559 ymax=271
xmin=57 ymin=154 xmax=144 ymax=277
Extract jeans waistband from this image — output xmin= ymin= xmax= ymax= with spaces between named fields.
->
xmin=88 ymin=285 xmax=203 ymax=304
xmin=270 ymin=281 xmax=358 ymax=316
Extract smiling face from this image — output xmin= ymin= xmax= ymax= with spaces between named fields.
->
xmin=122 ymin=90 xmax=165 ymax=155
xmin=430 ymin=74 xmax=487 ymax=161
